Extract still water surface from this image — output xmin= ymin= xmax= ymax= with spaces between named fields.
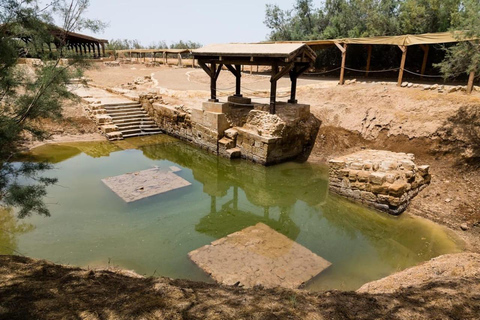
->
xmin=1 ymin=135 xmax=462 ymax=291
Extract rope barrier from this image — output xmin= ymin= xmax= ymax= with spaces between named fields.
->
xmin=306 ymin=67 xmax=342 ymax=75
xmin=344 ymin=67 xmax=400 ymax=73
xmin=403 ymin=69 xmax=444 ymax=78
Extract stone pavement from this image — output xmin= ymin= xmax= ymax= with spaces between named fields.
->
xmin=188 ymin=223 xmax=331 ymax=289
xmin=102 ymin=166 xmax=190 ymax=202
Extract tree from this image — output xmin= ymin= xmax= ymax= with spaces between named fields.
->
xmin=0 ymin=0 xmax=103 ymax=218
xmin=436 ymin=0 xmax=480 ymax=79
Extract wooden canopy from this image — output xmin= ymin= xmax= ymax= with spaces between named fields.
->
xmin=15 ymin=25 xmax=109 ymax=58
xmin=193 ymin=43 xmax=317 ymax=114
xmin=271 ymin=31 xmax=478 ymax=93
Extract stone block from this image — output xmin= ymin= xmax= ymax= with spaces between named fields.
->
xmin=100 ymin=124 xmax=118 ymax=134
xmin=95 ymin=114 xmax=112 ymax=125
xmin=328 ymin=159 xmax=346 ymax=170
xmin=226 ymin=147 xmax=241 ymax=159
xmin=388 ymin=181 xmax=408 ymax=197
xmin=192 ymin=109 xmax=231 ymax=135
xmin=418 ymin=165 xmax=430 ymax=175
xmin=370 ymin=172 xmax=386 ymax=185
xmin=202 ymin=101 xmax=230 ymax=113
xmin=357 ymin=171 xmax=370 ymax=182
xmin=218 ymin=137 xmax=235 ymax=149
xmin=224 ymin=128 xmax=238 ymax=139
xmin=227 ymin=96 xmax=252 ymax=105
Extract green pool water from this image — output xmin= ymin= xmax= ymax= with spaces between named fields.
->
xmin=1 ymin=135 xmax=463 ymax=291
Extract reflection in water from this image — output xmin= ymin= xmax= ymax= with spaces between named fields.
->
xmin=14 ymin=135 xmax=463 ymax=291
xmin=0 ymin=208 xmax=35 ymax=255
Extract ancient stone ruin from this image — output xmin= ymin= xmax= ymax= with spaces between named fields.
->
xmin=328 ymin=150 xmax=431 ymax=215
xmin=142 ymin=96 xmax=320 ymax=165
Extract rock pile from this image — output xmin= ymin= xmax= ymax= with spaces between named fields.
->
xmin=328 ymin=150 xmax=431 ymax=215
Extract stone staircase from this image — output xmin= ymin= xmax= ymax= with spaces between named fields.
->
xmin=93 ymin=102 xmax=161 ymax=140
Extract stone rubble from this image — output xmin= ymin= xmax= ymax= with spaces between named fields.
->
xmin=328 ymin=150 xmax=431 ymax=215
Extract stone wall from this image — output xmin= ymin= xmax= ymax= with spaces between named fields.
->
xmin=142 ymin=94 xmax=321 ymax=165
xmin=328 ymin=150 xmax=431 ymax=215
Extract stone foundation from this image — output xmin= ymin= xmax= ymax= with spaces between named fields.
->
xmin=328 ymin=150 xmax=431 ymax=215
xmin=142 ymin=95 xmax=320 ymax=165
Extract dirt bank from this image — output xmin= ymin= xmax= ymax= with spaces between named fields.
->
xmin=304 ymin=83 xmax=480 ymax=252
xmin=1 ymin=254 xmax=479 ymax=319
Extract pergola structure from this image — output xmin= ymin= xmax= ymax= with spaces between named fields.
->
xmin=291 ymin=31 xmax=478 ymax=93
xmin=193 ymin=43 xmax=317 ymax=114
xmin=116 ymin=48 xmax=191 ymax=66
xmin=18 ymin=26 xmax=108 ymax=58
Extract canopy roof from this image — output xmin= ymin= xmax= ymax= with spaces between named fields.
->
xmin=115 ymin=48 xmax=190 ymax=54
xmin=271 ymin=31 xmax=478 ymax=49
xmin=50 ymin=27 xmax=108 ymax=44
xmin=193 ymin=43 xmax=310 ymax=58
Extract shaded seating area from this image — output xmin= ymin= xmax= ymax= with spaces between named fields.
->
xmin=193 ymin=43 xmax=317 ymax=114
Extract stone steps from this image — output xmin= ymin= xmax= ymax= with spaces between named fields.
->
xmin=89 ymin=100 xmax=161 ymax=141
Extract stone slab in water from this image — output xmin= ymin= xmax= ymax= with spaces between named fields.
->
xmin=188 ymin=223 xmax=331 ymax=289
xmin=102 ymin=167 xmax=191 ymax=202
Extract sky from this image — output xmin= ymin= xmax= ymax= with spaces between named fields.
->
xmin=76 ymin=0 xmax=297 ymax=46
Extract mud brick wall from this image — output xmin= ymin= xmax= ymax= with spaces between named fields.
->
xmin=328 ymin=150 xmax=431 ymax=215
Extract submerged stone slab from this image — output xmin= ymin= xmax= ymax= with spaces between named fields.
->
xmin=188 ymin=223 xmax=331 ymax=289
xmin=102 ymin=167 xmax=191 ymax=202
xmin=328 ymin=150 xmax=431 ymax=215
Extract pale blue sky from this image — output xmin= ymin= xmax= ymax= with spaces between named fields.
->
xmin=80 ymin=0 xmax=297 ymax=46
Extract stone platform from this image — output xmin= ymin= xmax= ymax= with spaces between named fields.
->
xmin=102 ymin=167 xmax=190 ymax=202
xmin=142 ymin=96 xmax=320 ymax=165
xmin=188 ymin=223 xmax=331 ymax=289
xmin=328 ymin=150 xmax=431 ymax=215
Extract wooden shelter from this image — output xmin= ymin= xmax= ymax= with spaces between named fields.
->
xmin=17 ymin=25 xmax=109 ymax=58
xmin=115 ymin=48 xmax=190 ymax=66
xmin=51 ymin=28 xmax=108 ymax=58
xmin=193 ymin=43 xmax=317 ymax=114
xmin=274 ymin=31 xmax=478 ymax=94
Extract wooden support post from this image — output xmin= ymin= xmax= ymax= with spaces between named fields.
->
xmin=178 ymin=53 xmax=182 ymax=67
xmin=365 ymin=45 xmax=372 ymax=78
xmin=420 ymin=44 xmax=429 ymax=78
xmin=235 ymin=64 xmax=242 ymax=97
xmin=101 ymin=43 xmax=105 ymax=57
xmin=397 ymin=45 xmax=407 ymax=87
xmin=153 ymin=52 xmax=156 ymax=63
xmin=289 ymin=69 xmax=298 ymax=104
xmin=192 ymin=58 xmax=195 ymax=68
xmin=250 ymin=65 xmax=253 ymax=75
xmin=288 ymin=64 xmax=309 ymax=104
xmin=225 ymin=64 xmax=242 ymax=97
xmin=96 ymin=43 xmax=101 ymax=58
xmin=270 ymin=63 xmax=279 ymax=114
xmin=335 ymin=43 xmax=347 ymax=85
xmin=210 ymin=63 xmax=217 ymax=101
xmin=143 ymin=53 xmax=146 ymax=63
xmin=467 ymin=71 xmax=475 ymax=94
